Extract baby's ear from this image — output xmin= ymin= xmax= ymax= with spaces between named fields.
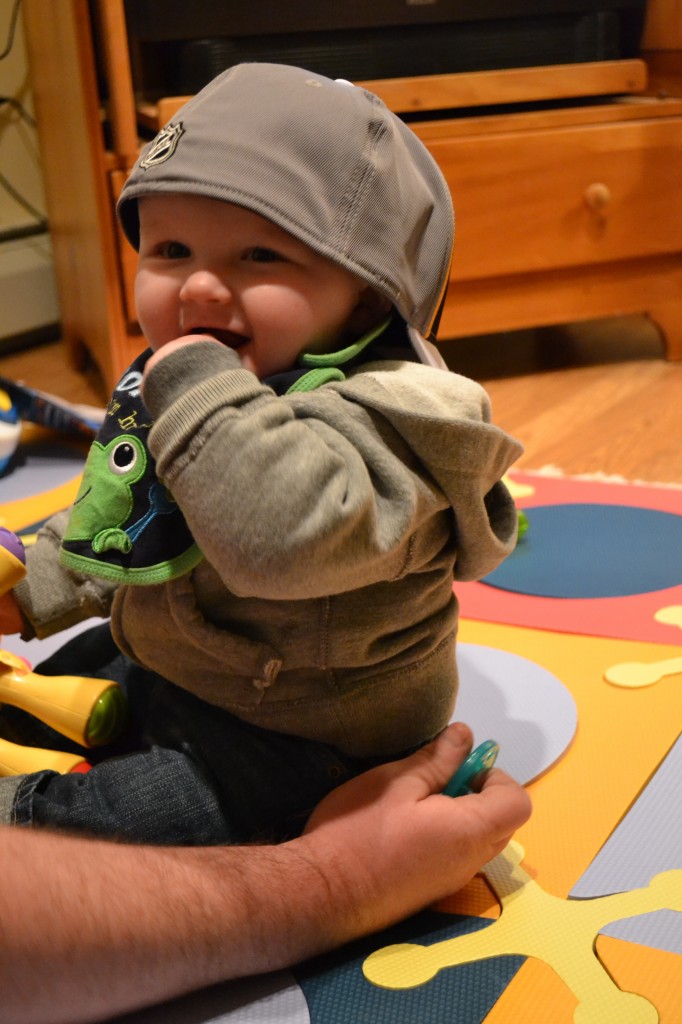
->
xmin=350 ymin=287 xmax=393 ymax=334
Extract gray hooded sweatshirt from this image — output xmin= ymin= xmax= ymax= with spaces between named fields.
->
xmin=17 ymin=340 xmax=521 ymax=757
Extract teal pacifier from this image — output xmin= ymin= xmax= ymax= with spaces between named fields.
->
xmin=443 ymin=739 xmax=500 ymax=798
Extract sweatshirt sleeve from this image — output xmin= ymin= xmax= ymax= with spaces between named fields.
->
xmin=142 ymin=341 xmax=522 ymax=598
xmin=13 ymin=511 xmax=116 ymax=640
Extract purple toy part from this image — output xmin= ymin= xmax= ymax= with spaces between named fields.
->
xmin=0 ymin=527 xmax=25 ymax=564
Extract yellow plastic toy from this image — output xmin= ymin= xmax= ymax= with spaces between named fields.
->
xmin=0 ymin=527 xmax=126 ymax=776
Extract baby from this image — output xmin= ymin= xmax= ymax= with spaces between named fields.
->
xmin=0 ymin=63 xmax=522 ymax=843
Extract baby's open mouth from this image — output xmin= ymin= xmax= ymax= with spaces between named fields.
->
xmin=190 ymin=328 xmax=248 ymax=350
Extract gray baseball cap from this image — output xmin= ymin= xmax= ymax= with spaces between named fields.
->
xmin=117 ymin=62 xmax=454 ymax=341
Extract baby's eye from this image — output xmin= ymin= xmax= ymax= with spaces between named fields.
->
xmin=157 ymin=240 xmax=190 ymax=259
xmin=243 ymin=247 xmax=283 ymax=263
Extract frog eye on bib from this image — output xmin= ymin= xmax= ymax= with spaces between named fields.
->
xmin=109 ymin=440 xmax=140 ymax=475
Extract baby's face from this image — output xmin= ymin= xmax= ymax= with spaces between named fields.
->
xmin=135 ymin=195 xmax=384 ymax=379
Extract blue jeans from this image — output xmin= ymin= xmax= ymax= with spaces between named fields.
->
xmin=2 ymin=624 xmax=396 ymax=845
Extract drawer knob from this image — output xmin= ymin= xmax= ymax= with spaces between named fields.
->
xmin=584 ymin=182 xmax=611 ymax=213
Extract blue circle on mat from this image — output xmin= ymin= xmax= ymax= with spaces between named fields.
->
xmin=484 ymin=504 xmax=682 ymax=599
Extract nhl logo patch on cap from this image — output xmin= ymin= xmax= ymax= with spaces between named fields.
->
xmin=140 ymin=123 xmax=185 ymax=169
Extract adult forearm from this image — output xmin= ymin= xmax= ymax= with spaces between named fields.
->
xmin=0 ymin=724 xmax=531 ymax=1023
xmin=0 ymin=828 xmax=337 ymax=1024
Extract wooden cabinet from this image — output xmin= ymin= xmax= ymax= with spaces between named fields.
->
xmin=23 ymin=0 xmax=682 ymax=392
xmin=415 ymin=105 xmax=682 ymax=340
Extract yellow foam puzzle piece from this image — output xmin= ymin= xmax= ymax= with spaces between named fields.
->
xmin=605 ymin=657 xmax=682 ymax=689
xmin=363 ymin=841 xmax=682 ymax=1024
xmin=503 ymin=475 xmax=535 ymax=500
xmin=0 ymin=477 xmax=83 ymax=534
xmin=605 ymin=607 xmax=682 ymax=688
xmin=654 ymin=607 xmax=682 ymax=631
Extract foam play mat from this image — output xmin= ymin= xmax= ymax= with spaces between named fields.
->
xmin=457 ymin=472 xmax=682 ymax=645
xmin=1 ymin=427 xmax=680 ymax=1023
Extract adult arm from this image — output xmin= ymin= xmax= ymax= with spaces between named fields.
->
xmin=0 ymin=723 xmax=530 ymax=1024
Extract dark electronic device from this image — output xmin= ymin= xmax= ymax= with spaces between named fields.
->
xmin=121 ymin=1 xmax=649 ymax=108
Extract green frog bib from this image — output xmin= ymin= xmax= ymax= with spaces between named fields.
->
xmin=60 ymin=321 xmax=392 ymax=585
xmin=60 ymin=349 xmax=202 ymax=584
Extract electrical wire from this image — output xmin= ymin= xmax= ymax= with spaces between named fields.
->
xmin=0 ymin=0 xmax=22 ymax=62
xmin=0 ymin=169 xmax=46 ymax=227
xmin=0 ymin=1 xmax=48 ymax=232
xmin=0 ymin=95 xmax=35 ymax=127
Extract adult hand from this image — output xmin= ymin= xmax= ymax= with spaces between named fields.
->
xmin=0 ymin=722 xmax=530 ymax=1024
xmin=303 ymin=721 xmax=532 ymax=939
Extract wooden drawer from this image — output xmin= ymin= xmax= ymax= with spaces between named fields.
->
xmin=419 ymin=116 xmax=682 ymax=283
xmin=117 ymin=114 xmax=682 ymax=318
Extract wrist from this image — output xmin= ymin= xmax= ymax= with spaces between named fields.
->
xmin=181 ymin=838 xmax=356 ymax=979
xmin=142 ymin=340 xmax=243 ymax=416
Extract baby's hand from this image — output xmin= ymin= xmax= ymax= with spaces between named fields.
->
xmin=142 ymin=334 xmax=223 ymax=380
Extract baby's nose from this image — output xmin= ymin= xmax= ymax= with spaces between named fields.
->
xmin=180 ymin=269 xmax=232 ymax=303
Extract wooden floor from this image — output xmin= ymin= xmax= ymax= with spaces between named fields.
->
xmin=438 ymin=314 xmax=682 ymax=486
xmin=1 ymin=313 xmax=680 ymax=485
